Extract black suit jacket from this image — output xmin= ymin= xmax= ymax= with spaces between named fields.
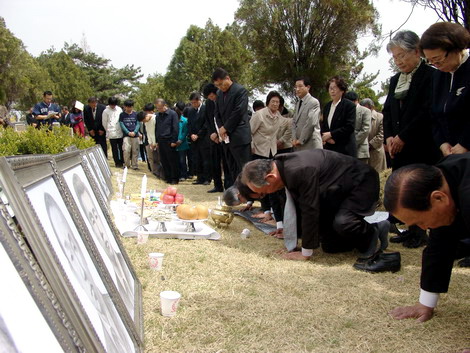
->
xmin=383 ymin=61 xmax=440 ymax=168
xmin=421 ymin=153 xmax=470 ymax=293
xmin=213 ymin=82 xmax=251 ymax=146
xmin=275 ymin=149 xmax=378 ymax=250
xmin=84 ymin=103 xmax=106 ymax=133
xmin=321 ymin=99 xmax=357 ymax=157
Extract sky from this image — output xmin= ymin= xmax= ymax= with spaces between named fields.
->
xmin=1 ymin=0 xmax=440 ymax=95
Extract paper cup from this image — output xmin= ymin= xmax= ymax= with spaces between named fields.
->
xmin=160 ymin=291 xmax=181 ymax=317
xmin=148 ymin=252 xmax=164 ymax=270
xmin=137 ymin=232 xmax=149 ymax=244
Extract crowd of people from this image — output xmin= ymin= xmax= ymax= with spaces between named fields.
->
xmin=1 ymin=21 xmax=468 ymax=324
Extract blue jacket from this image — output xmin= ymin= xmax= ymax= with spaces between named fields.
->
xmin=176 ymin=116 xmax=189 ymax=151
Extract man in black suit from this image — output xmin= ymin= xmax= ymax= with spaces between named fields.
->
xmin=203 ymin=83 xmax=231 ymax=192
xmin=241 ymin=149 xmax=390 ymax=262
xmin=187 ymin=92 xmax=211 ymax=185
xmin=84 ymin=97 xmax=107 ymax=157
xmin=210 ymin=68 xmax=251 ymax=187
xmin=384 ymin=154 xmax=470 ymax=322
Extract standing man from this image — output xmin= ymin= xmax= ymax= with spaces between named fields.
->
xmin=384 ymin=154 xmax=470 ymax=322
xmin=292 ymin=77 xmax=322 ymax=151
xmin=102 ymin=97 xmax=124 ymax=168
xmin=142 ymin=103 xmax=164 ymax=179
xmin=84 ymin=97 xmax=107 ymax=157
xmin=59 ymin=106 xmax=71 ymax=126
xmin=211 ymin=68 xmax=251 ymax=187
xmin=360 ymin=98 xmax=386 ymax=173
xmin=119 ymin=99 xmax=140 ymax=170
xmin=188 ymin=92 xmax=210 ymax=185
xmin=345 ymin=91 xmax=371 ymax=163
xmin=155 ymin=98 xmax=180 ymax=185
xmin=32 ymin=91 xmax=61 ymax=127
xmin=203 ymin=83 xmax=230 ymax=193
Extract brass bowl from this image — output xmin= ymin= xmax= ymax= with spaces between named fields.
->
xmin=210 ymin=206 xmax=234 ymax=226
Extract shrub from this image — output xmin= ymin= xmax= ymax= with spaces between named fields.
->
xmin=0 ymin=125 xmax=96 ymax=156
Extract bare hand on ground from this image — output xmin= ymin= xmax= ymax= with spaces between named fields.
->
xmin=389 ymin=303 xmax=434 ymax=322
xmin=281 ymin=251 xmax=310 ymax=261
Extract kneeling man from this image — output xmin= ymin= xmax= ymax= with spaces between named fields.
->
xmin=384 ymin=154 xmax=470 ymax=322
xmin=241 ymin=149 xmax=390 ymax=261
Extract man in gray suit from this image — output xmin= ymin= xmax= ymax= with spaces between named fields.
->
xmin=292 ymin=77 xmax=322 ymax=151
xmin=345 ymin=91 xmax=371 ymax=163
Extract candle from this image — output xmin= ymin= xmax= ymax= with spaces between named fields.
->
xmin=141 ymin=174 xmax=147 ymax=199
xmin=122 ymin=167 xmax=128 ymax=183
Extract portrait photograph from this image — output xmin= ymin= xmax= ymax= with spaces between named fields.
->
xmin=94 ymin=146 xmax=112 ymax=179
xmin=25 ymin=177 xmax=135 ymax=353
xmin=82 ymin=153 xmax=110 ymax=203
xmin=0 ymin=244 xmax=64 ymax=353
xmin=63 ymin=164 xmax=136 ymax=319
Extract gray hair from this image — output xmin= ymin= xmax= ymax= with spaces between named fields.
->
xmin=154 ymin=98 xmax=166 ymax=106
xmin=241 ymin=159 xmax=273 ymax=188
xmin=386 ymin=30 xmax=420 ymax=53
xmin=223 ymin=186 xmax=241 ymax=206
xmin=360 ymin=98 xmax=374 ymax=108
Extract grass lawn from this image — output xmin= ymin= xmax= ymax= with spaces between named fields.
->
xmin=114 ymin=162 xmax=469 ymax=353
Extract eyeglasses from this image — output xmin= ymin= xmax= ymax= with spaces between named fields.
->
xmin=392 ymin=51 xmax=412 ymax=62
xmin=426 ymin=51 xmax=449 ymax=67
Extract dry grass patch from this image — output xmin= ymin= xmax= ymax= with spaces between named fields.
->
xmin=114 ymin=163 xmax=470 ymax=353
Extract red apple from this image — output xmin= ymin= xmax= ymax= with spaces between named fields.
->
xmin=174 ymin=193 xmax=184 ymax=204
xmin=162 ymin=194 xmax=175 ymax=204
xmin=165 ymin=186 xmax=177 ymax=196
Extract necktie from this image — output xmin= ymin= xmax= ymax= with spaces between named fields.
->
xmin=283 ymin=188 xmax=298 ymax=251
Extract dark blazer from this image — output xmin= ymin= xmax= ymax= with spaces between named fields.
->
xmin=321 ymin=98 xmax=357 ymax=157
xmin=431 ymin=57 xmax=470 ymax=150
xmin=383 ymin=61 xmax=440 ymax=169
xmin=275 ymin=149 xmax=378 ymax=250
xmin=84 ymin=103 xmax=106 ymax=133
xmin=213 ymin=82 xmax=251 ymax=146
xmin=421 ymin=153 xmax=470 ymax=293
xmin=187 ymin=104 xmax=208 ymax=138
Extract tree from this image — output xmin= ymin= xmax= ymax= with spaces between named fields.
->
xmin=37 ymin=50 xmax=93 ymax=106
xmin=164 ymin=20 xmax=258 ymax=102
xmin=132 ymin=73 xmax=169 ymax=109
xmin=402 ymin=0 xmax=469 ymax=29
xmin=0 ymin=17 xmax=52 ymax=109
xmin=350 ymin=71 xmax=386 ymax=110
xmin=235 ymin=0 xmax=381 ymax=102
xmin=63 ymin=42 xmax=143 ymax=102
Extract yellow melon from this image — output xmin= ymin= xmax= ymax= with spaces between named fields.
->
xmin=195 ymin=205 xmax=209 ymax=219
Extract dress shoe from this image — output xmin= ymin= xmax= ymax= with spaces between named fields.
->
xmin=389 ymin=223 xmax=402 ymax=235
xmin=207 ymin=187 xmax=223 ymax=193
xmin=402 ymin=229 xmax=428 ymax=248
xmin=390 ymin=230 xmax=411 ymax=243
xmin=458 ymin=256 xmax=470 ymax=267
xmin=353 ymin=252 xmax=401 ymax=273
xmin=202 ymin=181 xmax=210 ymax=185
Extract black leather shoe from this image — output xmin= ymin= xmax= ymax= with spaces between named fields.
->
xmin=389 ymin=223 xmax=402 ymax=235
xmin=353 ymin=252 xmax=401 ymax=273
xmin=207 ymin=187 xmax=223 ymax=193
xmin=403 ymin=230 xmax=428 ymax=248
xmin=458 ymin=256 xmax=470 ymax=267
xmin=390 ymin=230 xmax=411 ymax=243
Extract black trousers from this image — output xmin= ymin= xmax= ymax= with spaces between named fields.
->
xmin=192 ymin=137 xmax=211 ymax=182
xmin=93 ymin=134 xmax=108 ymax=158
xmin=222 ymin=142 xmax=251 ymax=188
xmin=210 ymin=142 xmax=232 ymax=190
xmin=109 ymin=138 xmax=124 ymax=167
xmin=158 ymin=139 xmax=179 ymax=183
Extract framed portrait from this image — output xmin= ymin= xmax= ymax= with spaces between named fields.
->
xmin=0 ymin=194 xmax=84 ymax=353
xmin=82 ymin=149 xmax=111 ymax=203
xmin=53 ymin=150 xmax=143 ymax=338
xmin=13 ymin=123 xmax=26 ymax=132
xmin=0 ymin=155 xmax=143 ymax=353
xmin=92 ymin=145 xmax=112 ymax=179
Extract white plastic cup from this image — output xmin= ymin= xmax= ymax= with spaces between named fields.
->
xmin=137 ymin=232 xmax=149 ymax=245
xmin=160 ymin=291 xmax=181 ymax=317
xmin=148 ymin=252 xmax=164 ymax=270
xmin=241 ymin=228 xmax=251 ymax=239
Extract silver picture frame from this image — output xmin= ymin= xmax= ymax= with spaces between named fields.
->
xmin=0 ymin=193 xmax=85 ymax=353
xmin=0 ymin=155 xmax=143 ymax=353
xmin=83 ymin=146 xmax=112 ymax=202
